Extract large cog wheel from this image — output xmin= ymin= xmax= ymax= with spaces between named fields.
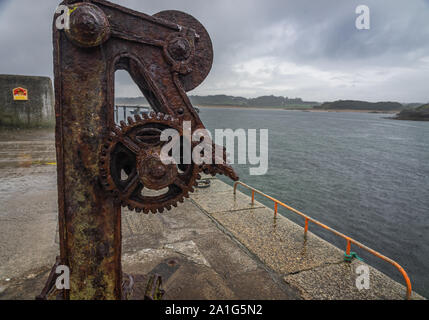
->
xmin=100 ymin=112 xmax=201 ymax=214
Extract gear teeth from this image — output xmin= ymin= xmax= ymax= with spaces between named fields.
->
xmin=101 ymin=112 xmax=201 ymax=215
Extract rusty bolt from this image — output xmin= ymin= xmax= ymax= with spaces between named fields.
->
xmin=150 ymin=164 xmax=167 ymax=179
xmin=167 ymin=37 xmax=191 ymax=61
xmin=65 ymin=3 xmax=111 ymax=48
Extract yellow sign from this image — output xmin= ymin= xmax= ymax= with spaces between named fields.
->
xmin=13 ymin=87 xmax=28 ymax=101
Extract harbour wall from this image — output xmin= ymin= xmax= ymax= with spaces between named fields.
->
xmin=0 ymin=74 xmax=55 ymax=128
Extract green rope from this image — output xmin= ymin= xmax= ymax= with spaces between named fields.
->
xmin=344 ymin=251 xmax=363 ymax=262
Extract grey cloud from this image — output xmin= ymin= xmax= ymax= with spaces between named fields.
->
xmin=0 ymin=0 xmax=428 ymax=102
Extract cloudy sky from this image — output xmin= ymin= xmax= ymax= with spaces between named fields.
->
xmin=1 ymin=0 xmax=428 ymax=102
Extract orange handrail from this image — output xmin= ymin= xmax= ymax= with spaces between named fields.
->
xmin=233 ymin=181 xmax=413 ymax=300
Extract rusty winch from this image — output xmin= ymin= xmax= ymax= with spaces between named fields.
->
xmin=39 ymin=0 xmax=238 ymax=300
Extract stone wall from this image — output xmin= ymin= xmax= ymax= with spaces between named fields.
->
xmin=0 ymin=74 xmax=55 ymax=128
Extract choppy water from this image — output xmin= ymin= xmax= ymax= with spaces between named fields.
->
xmin=199 ymin=108 xmax=429 ymax=298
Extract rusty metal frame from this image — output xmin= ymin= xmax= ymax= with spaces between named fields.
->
xmin=51 ymin=0 xmax=237 ymax=299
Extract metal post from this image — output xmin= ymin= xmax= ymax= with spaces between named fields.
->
xmin=48 ymin=0 xmax=237 ymax=300
xmin=346 ymin=239 xmax=351 ymax=256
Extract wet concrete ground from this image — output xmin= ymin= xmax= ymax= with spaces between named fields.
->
xmin=193 ymin=180 xmax=424 ymax=300
xmin=0 ymin=129 xmax=298 ymax=300
xmin=0 ymin=129 xmax=424 ymax=300
xmin=0 ymin=165 xmax=299 ymax=300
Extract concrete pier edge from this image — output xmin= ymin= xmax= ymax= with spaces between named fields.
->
xmin=190 ymin=176 xmax=425 ymax=300
xmin=0 ymin=137 xmax=425 ymax=300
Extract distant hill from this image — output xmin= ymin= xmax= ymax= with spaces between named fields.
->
xmin=189 ymin=95 xmax=248 ymax=106
xmin=403 ymin=103 xmax=425 ymax=108
xmin=395 ymin=103 xmax=429 ymax=121
xmin=314 ymin=100 xmax=404 ymax=111
xmin=116 ymin=95 xmax=320 ymax=108
xmin=247 ymin=95 xmax=319 ymax=107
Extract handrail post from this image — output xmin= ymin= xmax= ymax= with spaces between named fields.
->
xmin=231 ymin=181 xmax=413 ymax=300
xmin=233 ymin=182 xmax=238 ymax=195
xmin=346 ymin=239 xmax=351 ymax=256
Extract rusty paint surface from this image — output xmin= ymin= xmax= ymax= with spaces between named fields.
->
xmin=52 ymin=0 xmax=238 ymax=300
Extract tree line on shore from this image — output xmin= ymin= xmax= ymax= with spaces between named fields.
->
xmin=116 ymin=95 xmax=319 ymax=107
xmin=116 ymin=95 xmax=428 ymax=119
xmin=395 ymin=103 xmax=429 ymax=121
xmin=314 ymin=100 xmax=404 ymax=111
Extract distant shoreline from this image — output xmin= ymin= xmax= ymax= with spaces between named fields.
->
xmin=306 ymin=109 xmax=398 ymax=114
xmin=114 ymin=103 xmax=399 ymax=114
xmin=198 ymin=105 xmax=398 ymax=114
xmin=198 ymin=105 xmax=304 ymax=111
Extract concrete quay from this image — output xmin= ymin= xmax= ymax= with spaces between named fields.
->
xmin=0 ymin=130 xmax=424 ymax=300
xmin=190 ymin=178 xmax=425 ymax=300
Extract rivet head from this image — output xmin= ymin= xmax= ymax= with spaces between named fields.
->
xmin=149 ymin=164 xmax=167 ymax=179
xmin=65 ymin=3 xmax=111 ymax=48
xmin=167 ymin=37 xmax=191 ymax=61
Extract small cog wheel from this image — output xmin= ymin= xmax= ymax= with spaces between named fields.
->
xmin=100 ymin=112 xmax=201 ymax=214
